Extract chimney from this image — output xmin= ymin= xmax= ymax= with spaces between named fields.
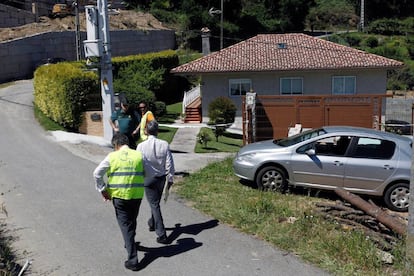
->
xmin=201 ymin=27 xmax=211 ymax=56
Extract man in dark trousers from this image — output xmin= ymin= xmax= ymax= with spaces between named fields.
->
xmin=93 ymin=133 xmax=145 ymax=271
xmin=137 ymin=120 xmax=175 ymax=244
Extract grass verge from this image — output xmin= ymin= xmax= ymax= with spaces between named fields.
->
xmin=195 ymin=127 xmax=243 ymax=153
xmin=174 ymin=157 xmax=414 ymax=276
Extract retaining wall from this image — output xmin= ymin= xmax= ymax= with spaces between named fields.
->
xmin=0 ymin=3 xmax=36 ymax=28
xmin=0 ymin=29 xmax=176 ymax=83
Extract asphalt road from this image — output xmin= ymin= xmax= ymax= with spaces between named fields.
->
xmin=0 ymin=80 xmax=329 ymax=275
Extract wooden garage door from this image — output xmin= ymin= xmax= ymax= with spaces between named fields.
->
xmin=243 ymin=95 xmax=386 ymax=143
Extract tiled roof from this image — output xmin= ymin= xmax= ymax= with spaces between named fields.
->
xmin=171 ymin=33 xmax=403 ymax=74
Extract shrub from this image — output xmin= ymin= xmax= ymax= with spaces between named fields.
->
xmin=207 ymin=96 xmax=237 ymax=125
xmin=197 ymin=130 xmax=211 ymax=148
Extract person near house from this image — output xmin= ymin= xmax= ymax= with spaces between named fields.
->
xmin=109 ymin=96 xmax=141 ymax=149
xmin=93 ymin=133 xmax=145 ymax=271
xmin=137 ymin=100 xmax=155 ymax=142
xmin=136 ymin=120 xmax=175 ymax=244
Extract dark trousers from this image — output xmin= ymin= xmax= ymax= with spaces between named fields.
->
xmin=145 ymin=176 xmax=166 ymax=237
xmin=112 ymin=197 xmax=142 ymax=265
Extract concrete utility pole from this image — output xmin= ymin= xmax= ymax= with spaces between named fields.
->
xmin=75 ymin=0 xmax=81 ymax=60
xmin=83 ymin=0 xmax=114 ymax=141
xmin=360 ymin=0 xmax=365 ymax=31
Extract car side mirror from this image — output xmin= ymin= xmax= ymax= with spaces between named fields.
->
xmin=306 ymin=149 xmax=316 ymax=156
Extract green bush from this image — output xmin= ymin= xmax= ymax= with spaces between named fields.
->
xmin=363 ymin=36 xmax=379 ymax=48
xmin=368 ymin=18 xmax=404 ymax=35
xmin=197 ymin=129 xmax=212 ymax=148
xmin=33 ymin=63 xmax=99 ymax=130
xmin=207 ymin=96 xmax=237 ymax=125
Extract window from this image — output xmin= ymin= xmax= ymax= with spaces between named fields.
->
xmin=309 ymin=136 xmax=351 ymax=156
xmin=280 ymin=77 xmax=303 ymax=95
xmin=332 ymin=76 xmax=356 ymax=95
xmin=229 ymin=79 xmax=251 ymax=96
xmin=351 ymin=137 xmax=395 ymax=159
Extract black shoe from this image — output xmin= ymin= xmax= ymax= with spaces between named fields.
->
xmin=156 ymin=234 xmax=169 ymax=244
xmin=124 ymin=261 xmax=139 ymax=271
xmin=149 ymin=225 xmax=155 ymax=232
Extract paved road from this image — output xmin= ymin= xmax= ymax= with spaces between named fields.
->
xmin=0 ymin=80 xmax=329 ymax=275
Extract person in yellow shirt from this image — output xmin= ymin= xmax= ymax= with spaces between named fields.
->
xmin=137 ymin=101 xmax=155 ymax=142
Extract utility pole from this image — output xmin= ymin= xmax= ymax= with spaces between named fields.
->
xmin=220 ymin=0 xmax=223 ymax=49
xmin=75 ymin=0 xmax=81 ymax=60
xmin=360 ymin=0 xmax=365 ymax=32
xmin=208 ymin=0 xmax=224 ymax=50
xmin=84 ymin=0 xmax=114 ymax=141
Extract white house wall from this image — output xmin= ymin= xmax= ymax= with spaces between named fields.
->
xmin=200 ymin=69 xmax=388 ymax=121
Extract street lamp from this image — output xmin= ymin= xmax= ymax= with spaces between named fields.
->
xmin=208 ymin=0 xmax=223 ymax=49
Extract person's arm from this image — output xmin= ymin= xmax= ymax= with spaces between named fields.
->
xmin=109 ymin=117 xmax=119 ymax=133
xmin=165 ymin=145 xmax=175 ymax=188
xmin=93 ymin=155 xmax=111 ymax=201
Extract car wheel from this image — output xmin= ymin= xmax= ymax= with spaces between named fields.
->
xmin=384 ymin=183 xmax=409 ymax=212
xmin=256 ymin=166 xmax=286 ymax=192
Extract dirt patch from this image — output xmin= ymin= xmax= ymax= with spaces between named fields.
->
xmin=0 ymin=10 xmax=169 ymax=42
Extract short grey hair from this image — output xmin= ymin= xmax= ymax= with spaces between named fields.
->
xmin=146 ymin=120 xmax=159 ymax=135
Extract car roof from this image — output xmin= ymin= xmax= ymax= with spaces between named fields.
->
xmin=321 ymin=125 xmax=412 ymax=143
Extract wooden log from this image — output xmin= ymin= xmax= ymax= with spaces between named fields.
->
xmin=334 ymin=188 xmax=406 ymax=236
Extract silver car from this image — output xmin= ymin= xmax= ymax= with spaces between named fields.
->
xmin=233 ymin=126 xmax=412 ymax=212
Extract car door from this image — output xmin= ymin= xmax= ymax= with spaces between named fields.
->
xmin=289 ymin=136 xmax=351 ymax=188
xmin=343 ymin=137 xmax=397 ymax=193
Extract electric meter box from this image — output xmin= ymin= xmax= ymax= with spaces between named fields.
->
xmin=84 ymin=39 xmax=103 ymax=57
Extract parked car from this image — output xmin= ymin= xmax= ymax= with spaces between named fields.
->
xmin=233 ymin=126 xmax=412 ymax=212
xmin=385 ymin=119 xmax=412 ymax=135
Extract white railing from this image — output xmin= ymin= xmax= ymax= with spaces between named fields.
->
xmin=182 ymin=84 xmax=201 ymax=114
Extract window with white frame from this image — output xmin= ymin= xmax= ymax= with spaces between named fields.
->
xmin=280 ymin=77 xmax=303 ymax=95
xmin=332 ymin=76 xmax=356 ymax=95
xmin=229 ymin=79 xmax=252 ymax=96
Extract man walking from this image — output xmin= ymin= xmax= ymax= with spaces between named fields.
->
xmin=137 ymin=120 xmax=175 ymax=244
xmin=93 ymin=133 xmax=145 ymax=271
xmin=109 ymin=95 xmax=141 ymax=149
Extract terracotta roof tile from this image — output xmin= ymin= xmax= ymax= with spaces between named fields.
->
xmin=171 ymin=33 xmax=403 ymax=74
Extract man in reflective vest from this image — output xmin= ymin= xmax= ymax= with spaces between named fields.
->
xmin=93 ymin=133 xmax=145 ymax=271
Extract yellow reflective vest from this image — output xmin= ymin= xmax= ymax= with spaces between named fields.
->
xmin=107 ymin=148 xmax=144 ymax=200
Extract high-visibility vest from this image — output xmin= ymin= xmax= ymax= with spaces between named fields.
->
xmin=107 ymin=148 xmax=144 ymax=200
xmin=139 ymin=111 xmax=154 ymax=141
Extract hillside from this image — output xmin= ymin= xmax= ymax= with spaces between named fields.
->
xmin=0 ymin=10 xmax=169 ymax=42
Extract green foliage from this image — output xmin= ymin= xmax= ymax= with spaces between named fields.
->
xmin=153 ymin=100 xmax=167 ymax=118
xmin=367 ymin=18 xmax=404 ymax=36
xmin=113 ymin=50 xmax=189 ymax=109
xmin=207 ymin=96 xmax=237 ymax=125
xmin=197 ymin=129 xmax=211 ymax=148
xmin=33 ymin=63 xmax=99 ymax=130
xmin=306 ymin=0 xmax=357 ymax=31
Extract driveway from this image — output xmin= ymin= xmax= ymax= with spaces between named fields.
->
xmin=0 ymin=80 xmax=329 ymax=275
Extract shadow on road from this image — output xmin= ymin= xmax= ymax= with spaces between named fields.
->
xmin=136 ymin=219 xmax=219 ymax=270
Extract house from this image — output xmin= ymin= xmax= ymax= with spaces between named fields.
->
xmin=171 ymin=33 xmax=403 ymax=136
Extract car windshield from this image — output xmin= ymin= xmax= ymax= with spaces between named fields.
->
xmin=274 ymin=128 xmax=327 ymax=147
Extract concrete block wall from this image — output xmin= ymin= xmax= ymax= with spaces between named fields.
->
xmin=385 ymin=98 xmax=414 ymax=123
xmin=0 ymin=29 xmax=176 ymax=84
xmin=0 ymin=3 xmax=36 ymax=28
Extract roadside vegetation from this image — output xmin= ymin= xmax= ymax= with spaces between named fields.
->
xmin=174 ymin=158 xmax=414 ymax=276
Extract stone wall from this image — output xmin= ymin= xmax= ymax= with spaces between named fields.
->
xmin=0 ymin=29 xmax=176 ymax=83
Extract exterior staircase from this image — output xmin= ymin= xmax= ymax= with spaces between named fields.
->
xmin=183 ymin=85 xmax=202 ymax=123
xmin=184 ymin=97 xmax=202 ymax=123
